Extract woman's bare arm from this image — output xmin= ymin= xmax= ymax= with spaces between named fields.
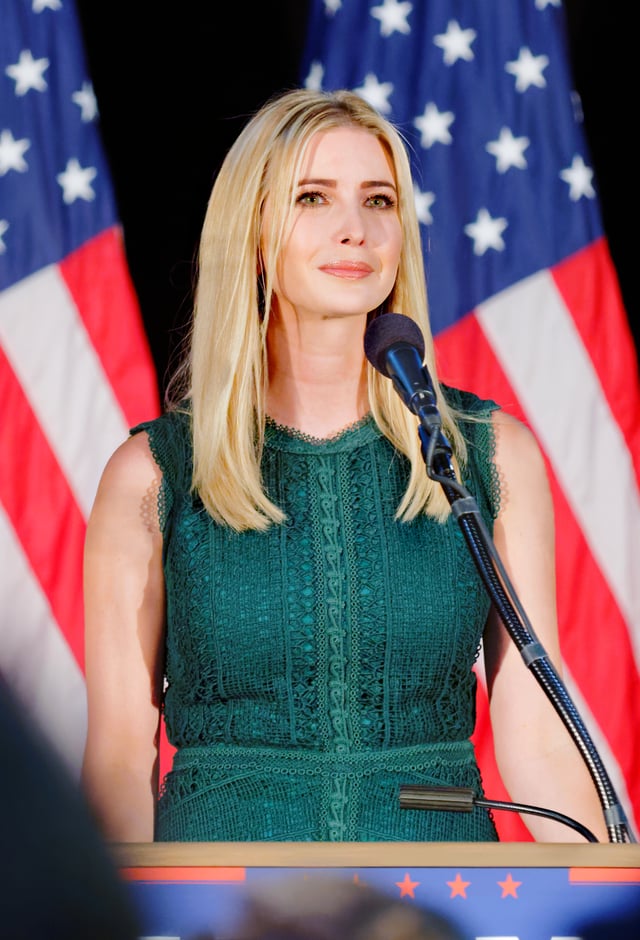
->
xmin=82 ymin=431 xmax=165 ymax=842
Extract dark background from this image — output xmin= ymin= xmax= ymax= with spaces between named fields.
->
xmin=75 ymin=1 xmax=638 ymax=394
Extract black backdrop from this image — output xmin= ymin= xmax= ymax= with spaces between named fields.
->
xmin=75 ymin=1 xmax=638 ymax=394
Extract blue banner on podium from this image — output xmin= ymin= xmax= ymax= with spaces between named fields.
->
xmin=121 ymin=860 xmax=640 ymax=940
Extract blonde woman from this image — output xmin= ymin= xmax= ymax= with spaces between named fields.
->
xmin=82 ymin=88 xmax=607 ymax=843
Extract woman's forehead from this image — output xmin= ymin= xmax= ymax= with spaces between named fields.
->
xmin=297 ymin=127 xmax=396 ymax=178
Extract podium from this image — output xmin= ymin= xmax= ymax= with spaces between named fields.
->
xmin=115 ymin=842 xmax=640 ymax=939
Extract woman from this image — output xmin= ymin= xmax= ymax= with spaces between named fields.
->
xmin=82 ymin=88 xmax=608 ymax=843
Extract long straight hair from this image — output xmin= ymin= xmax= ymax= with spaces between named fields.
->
xmin=166 ymin=88 xmax=470 ymax=531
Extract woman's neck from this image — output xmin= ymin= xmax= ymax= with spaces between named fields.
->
xmin=266 ymin=315 xmax=369 ymax=438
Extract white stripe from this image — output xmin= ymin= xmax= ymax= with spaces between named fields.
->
xmin=0 ymin=504 xmax=87 ymax=779
xmin=0 ymin=265 xmax=130 ymax=518
xmin=477 ymin=270 xmax=640 ymax=667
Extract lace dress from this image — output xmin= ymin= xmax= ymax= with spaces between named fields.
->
xmin=131 ymin=388 xmax=501 ymax=841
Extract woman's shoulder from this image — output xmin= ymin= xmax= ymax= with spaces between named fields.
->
xmin=92 ymin=431 xmax=161 ymax=516
xmin=443 ymin=384 xmax=541 ymax=460
xmin=491 ymin=408 xmax=548 ymax=486
xmin=130 ymin=406 xmax=191 ymax=440
xmin=442 ymin=386 xmax=544 ymax=520
xmin=129 ymin=406 xmax=193 ymax=485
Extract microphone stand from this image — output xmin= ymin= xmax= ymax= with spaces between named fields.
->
xmin=414 ymin=411 xmax=636 ymax=844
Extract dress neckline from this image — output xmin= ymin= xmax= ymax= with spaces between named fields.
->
xmin=264 ymin=413 xmax=380 ymax=453
xmin=265 ymin=413 xmax=370 ymax=443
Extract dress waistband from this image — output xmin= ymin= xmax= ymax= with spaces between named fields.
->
xmin=171 ymin=740 xmax=475 ymax=775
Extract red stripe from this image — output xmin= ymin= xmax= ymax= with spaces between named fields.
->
xmin=0 ymin=345 xmax=86 ymax=669
xmin=552 ymin=239 xmax=640 ymax=481
xmin=435 ymin=312 xmax=527 ymax=421
xmin=569 ymin=867 xmax=640 ymax=883
xmin=59 ymin=227 xmax=161 ymax=426
xmin=550 ymin=476 xmax=640 ymax=808
xmin=120 ymin=866 xmax=247 ymax=883
xmin=159 ymin=717 xmax=177 ymax=783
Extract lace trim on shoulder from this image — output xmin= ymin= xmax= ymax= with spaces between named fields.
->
xmin=130 ymin=411 xmax=193 ymax=534
xmin=485 ymin=413 xmax=501 ymax=519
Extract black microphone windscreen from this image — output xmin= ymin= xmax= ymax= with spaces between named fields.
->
xmin=364 ymin=313 xmax=426 ymax=376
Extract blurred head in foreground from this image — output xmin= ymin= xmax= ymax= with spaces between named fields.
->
xmin=224 ymin=876 xmax=467 ymax=940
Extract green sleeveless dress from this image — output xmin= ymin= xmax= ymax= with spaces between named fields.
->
xmin=131 ymin=388 xmax=501 ymax=841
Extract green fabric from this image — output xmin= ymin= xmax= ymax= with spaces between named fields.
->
xmin=131 ymin=388 xmax=501 ymax=842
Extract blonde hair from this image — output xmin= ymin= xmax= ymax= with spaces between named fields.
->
xmin=166 ymin=87 xmax=469 ymax=531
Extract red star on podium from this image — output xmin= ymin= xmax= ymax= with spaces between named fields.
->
xmin=395 ymin=872 xmax=420 ymax=898
xmin=497 ymin=872 xmax=522 ymax=898
xmin=447 ymin=872 xmax=471 ymax=898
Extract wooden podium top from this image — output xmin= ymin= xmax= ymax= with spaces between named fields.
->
xmin=113 ymin=840 xmax=640 ymax=869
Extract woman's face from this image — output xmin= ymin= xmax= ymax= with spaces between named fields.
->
xmin=264 ymin=126 xmax=403 ymax=325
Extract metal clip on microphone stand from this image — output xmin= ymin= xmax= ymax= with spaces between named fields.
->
xmin=415 ymin=405 xmax=636 ymax=844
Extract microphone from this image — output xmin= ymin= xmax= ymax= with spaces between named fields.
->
xmin=364 ymin=313 xmax=442 ymax=433
xmin=399 ymin=784 xmax=600 ymax=842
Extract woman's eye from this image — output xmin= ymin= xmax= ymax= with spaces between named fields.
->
xmin=366 ymin=194 xmax=396 ymax=208
xmin=295 ymin=191 xmax=396 ymax=208
xmin=297 ymin=191 xmax=325 ymax=206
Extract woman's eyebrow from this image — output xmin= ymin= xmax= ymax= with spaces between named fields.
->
xmin=297 ymin=177 xmax=397 ymax=190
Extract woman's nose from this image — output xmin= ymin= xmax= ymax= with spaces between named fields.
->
xmin=340 ymin=232 xmax=365 ymax=245
xmin=336 ymin=205 xmax=366 ymax=245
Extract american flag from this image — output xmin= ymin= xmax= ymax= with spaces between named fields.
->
xmin=0 ymin=0 xmax=159 ymax=775
xmin=301 ymin=0 xmax=640 ymax=840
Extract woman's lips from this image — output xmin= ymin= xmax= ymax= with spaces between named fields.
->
xmin=319 ymin=261 xmax=374 ymax=279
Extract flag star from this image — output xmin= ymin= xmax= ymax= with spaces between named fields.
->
xmin=370 ymin=0 xmax=412 ymax=38
xmin=433 ymin=20 xmax=476 ymax=65
xmin=72 ymin=82 xmax=98 ymax=122
xmin=560 ymin=154 xmax=595 ymax=200
xmin=414 ymin=184 xmax=435 ymax=224
xmin=505 ymin=47 xmax=549 ymax=92
xmin=5 ymin=49 xmax=49 ymax=96
xmin=395 ymin=872 xmax=420 ymax=898
xmin=323 ymin=0 xmax=342 ymax=13
xmin=535 ymin=0 xmax=561 ymax=8
xmin=497 ymin=873 xmax=522 ymax=898
xmin=0 ymin=219 xmax=9 ymax=253
xmin=56 ymin=158 xmax=97 ymax=204
xmin=0 ymin=129 xmax=31 ymax=175
xmin=485 ymin=127 xmax=530 ymax=173
xmin=447 ymin=872 xmax=471 ymax=898
xmin=304 ymin=61 xmax=324 ymax=91
xmin=33 ymin=0 xmax=62 ymax=10
xmin=414 ymin=102 xmax=454 ymax=148
xmin=353 ymin=73 xmax=393 ymax=114
xmin=464 ymin=207 xmax=508 ymax=255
